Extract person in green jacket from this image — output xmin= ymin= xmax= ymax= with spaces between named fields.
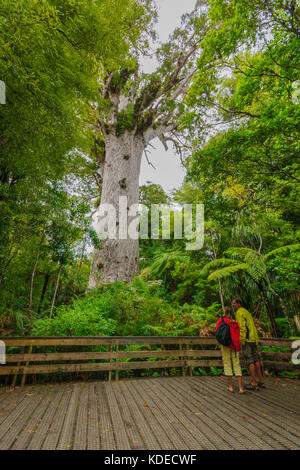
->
xmin=232 ymin=298 xmax=265 ymax=391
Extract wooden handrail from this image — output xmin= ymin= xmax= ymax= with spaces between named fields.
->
xmin=0 ymin=336 xmax=298 ymax=386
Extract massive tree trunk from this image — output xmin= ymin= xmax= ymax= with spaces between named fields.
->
xmin=88 ymin=132 xmax=144 ymax=287
xmin=87 ymin=5 xmax=207 ymax=288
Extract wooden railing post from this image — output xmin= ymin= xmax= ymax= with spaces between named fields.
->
xmin=108 ymin=344 xmax=113 ymax=383
xmin=189 ymin=344 xmax=192 ymax=377
xmin=115 ymin=343 xmax=119 ymax=382
xmin=179 ymin=342 xmax=185 ymax=377
xmin=11 ymin=346 xmax=24 ymax=387
xmin=21 ymin=345 xmax=32 ymax=387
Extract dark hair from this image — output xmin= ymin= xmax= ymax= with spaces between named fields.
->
xmin=224 ymin=306 xmax=234 ymax=318
xmin=232 ymin=298 xmax=242 ymax=306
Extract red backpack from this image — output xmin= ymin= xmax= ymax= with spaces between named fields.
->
xmin=216 ymin=316 xmax=240 ymax=351
xmin=228 ymin=320 xmax=240 ymax=352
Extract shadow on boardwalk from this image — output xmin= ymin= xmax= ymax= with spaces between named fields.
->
xmin=0 ymin=376 xmax=299 ymax=450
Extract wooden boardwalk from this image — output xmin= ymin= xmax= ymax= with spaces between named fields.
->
xmin=0 ymin=376 xmax=299 ymax=450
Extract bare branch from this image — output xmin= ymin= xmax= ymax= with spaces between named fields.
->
xmin=144 ymin=148 xmax=156 ymax=169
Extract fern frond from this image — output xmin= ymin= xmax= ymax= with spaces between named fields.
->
xmin=245 ymin=252 xmax=266 ymax=281
xmin=150 ymin=254 xmax=169 ymax=277
xmin=150 ymin=251 xmax=189 ymax=277
xmin=200 ymin=258 xmax=238 ymax=277
xmin=207 ymin=263 xmax=248 ymax=281
xmin=225 ymin=247 xmax=257 ymax=259
xmin=263 ymin=244 xmax=300 ymax=261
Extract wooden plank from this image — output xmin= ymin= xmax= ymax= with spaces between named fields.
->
xmin=87 ymin=383 xmax=100 ymax=450
xmin=165 ymin=378 xmax=253 ymax=450
xmin=0 ymin=359 xmax=186 ymax=375
xmin=42 ymin=386 xmax=73 ymax=450
xmin=1 ymin=357 xmax=298 ymax=376
xmin=4 ymin=349 xmax=222 ymax=363
xmin=27 ymin=386 xmax=65 ymax=450
xmin=0 ymin=392 xmax=42 ymax=450
xmin=57 ymin=385 xmax=80 ymax=450
xmin=73 ymin=384 xmax=88 ymax=450
xmin=0 ymin=362 xmax=115 ymax=375
xmin=5 ymin=347 xmax=289 ymax=364
xmin=162 ymin=378 xmax=231 ymax=450
xmin=1 ymin=335 xmax=292 ymax=348
xmin=261 ymin=352 xmax=291 ymax=361
xmin=118 ymin=381 xmax=161 ymax=450
xmin=210 ymin=377 xmax=300 ymax=448
xmin=105 ymin=383 xmax=130 ymax=449
xmin=126 ymin=380 xmax=174 ymax=450
xmin=0 ymin=392 xmax=38 ymax=443
xmin=261 ymin=361 xmax=300 ymax=370
xmin=186 ymin=360 xmax=224 ymax=368
xmin=97 ymin=383 xmax=116 ymax=450
xmin=12 ymin=387 xmax=54 ymax=450
xmin=0 ymin=388 xmax=27 ymax=427
xmin=117 ymin=360 xmax=185 ymax=370
xmin=136 ymin=379 xmax=190 ymax=450
xmin=1 ymin=336 xmax=218 ymax=346
xmin=259 ymin=339 xmax=292 ymax=347
xmin=186 ymin=350 xmax=222 ymax=358
xmin=9 ymin=348 xmax=290 ymax=366
xmin=146 ymin=378 xmax=216 ymax=450
xmin=181 ymin=378 xmax=274 ymax=450
xmin=111 ymin=382 xmax=147 ymax=450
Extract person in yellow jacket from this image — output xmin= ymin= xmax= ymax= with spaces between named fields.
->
xmin=232 ymin=298 xmax=265 ymax=391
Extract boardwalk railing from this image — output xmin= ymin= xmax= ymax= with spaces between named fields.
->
xmin=0 ymin=336 xmax=298 ymax=386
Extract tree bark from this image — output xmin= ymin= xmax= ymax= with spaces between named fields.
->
xmin=88 ymin=132 xmax=144 ymax=287
xmin=28 ymin=232 xmax=45 ymax=313
xmin=37 ymin=273 xmax=50 ymax=315
xmin=210 ymin=234 xmax=225 ymax=312
xmin=50 ymin=264 xmax=62 ymax=317
xmin=294 ymin=315 xmax=300 ymax=333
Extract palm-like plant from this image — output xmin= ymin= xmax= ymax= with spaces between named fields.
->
xmin=150 ymin=251 xmax=189 ymax=292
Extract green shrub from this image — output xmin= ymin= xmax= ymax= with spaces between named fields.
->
xmin=31 ymin=279 xmax=171 ymax=336
xmin=32 ymin=291 xmax=118 ymax=336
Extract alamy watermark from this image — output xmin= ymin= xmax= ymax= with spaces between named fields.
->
xmin=0 ymin=341 xmax=6 ymax=365
xmin=291 ymin=80 xmax=300 ymax=104
xmin=96 ymin=197 xmax=204 ymax=251
xmin=0 ymin=81 xmax=5 ymax=104
xmin=291 ymin=340 xmax=300 ymax=365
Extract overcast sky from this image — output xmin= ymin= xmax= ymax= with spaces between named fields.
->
xmin=139 ymin=0 xmax=196 ymax=195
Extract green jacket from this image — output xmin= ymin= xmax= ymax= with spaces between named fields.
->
xmin=235 ymin=307 xmax=259 ymax=343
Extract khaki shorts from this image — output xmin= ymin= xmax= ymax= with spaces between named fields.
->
xmin=220 ymin=346 xmax=242 ymax=376
xmin=242 ymin=342 xmax=259 ymax=366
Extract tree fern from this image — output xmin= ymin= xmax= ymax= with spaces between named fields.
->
xmin=263 ymin=244 xmax=300 ymax=261
xmin=200 ymin=258 xmax=241 ymax=277
xmin=150 ymin=251 xmax=189 ymax=277
xmin=208 ymin=263 xmax=248 ymax=281
xmin=244 ymin=252 xmax=266 ymax=282
xmin=225 ymin=247 xmax=257 ymax=258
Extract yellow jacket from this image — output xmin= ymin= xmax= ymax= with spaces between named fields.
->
xmin=235 ymin=307 xmax=259 ymax=343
